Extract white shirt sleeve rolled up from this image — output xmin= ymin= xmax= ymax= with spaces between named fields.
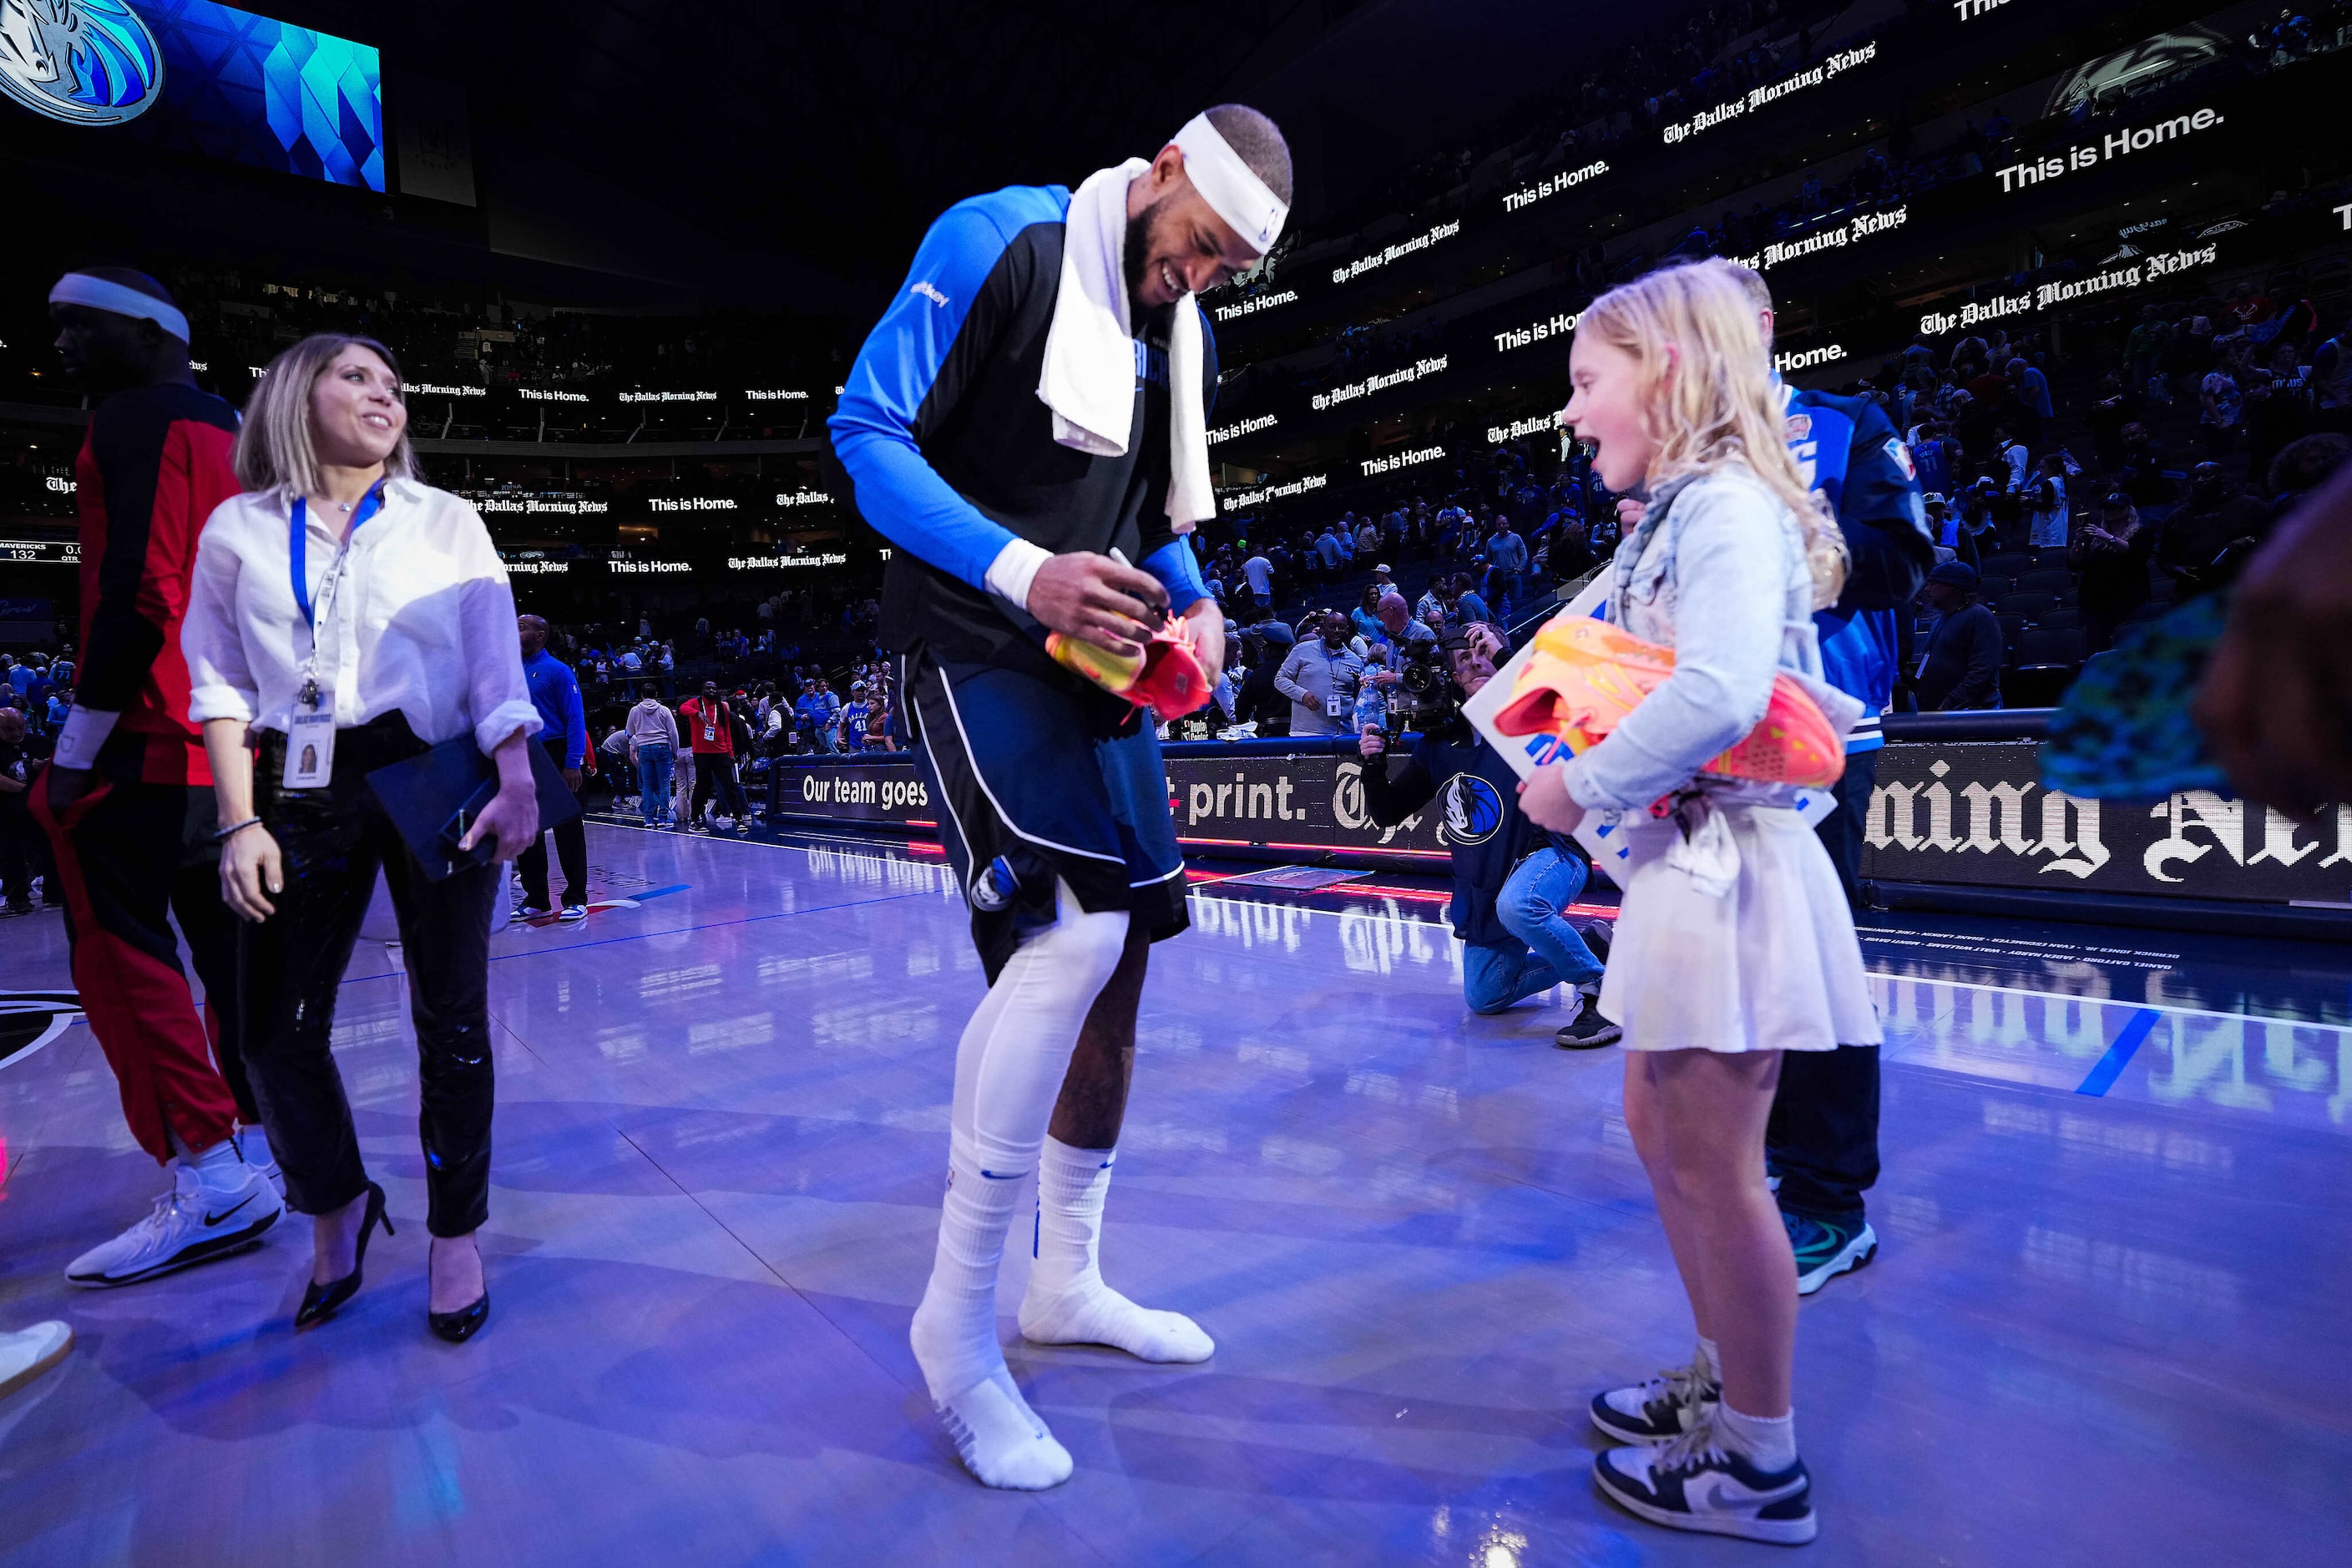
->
xmin=184 ymin=478 xmax=542 ymax=756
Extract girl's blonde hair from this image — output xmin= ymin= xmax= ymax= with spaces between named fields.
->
xmin=234 ymin=333 xmax=419 ymax=498
xmin=1579 ymin=259 xmax=1847 ymax=607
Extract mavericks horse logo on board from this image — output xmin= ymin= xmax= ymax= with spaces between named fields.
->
xmin=0 ymin=0 xmax=164 ymax=126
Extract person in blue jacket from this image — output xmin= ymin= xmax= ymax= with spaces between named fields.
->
xmin=828 ymin=104 xmax=1291 ymax=1492
xmin=1728 ymin=265 xmax=1932 ymax=1298
xmin=514 ymin=615 xmax=588 ymax=920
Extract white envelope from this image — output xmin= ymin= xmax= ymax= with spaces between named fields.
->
xmin=1462 ymin=564 xmax=1614 ymax=783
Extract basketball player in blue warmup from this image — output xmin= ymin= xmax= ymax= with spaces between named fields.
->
xmin=829 ymin=106 xmax=1292 ymax=1489
xmin=1729 ymin=265 xmax=1930 ymax=1296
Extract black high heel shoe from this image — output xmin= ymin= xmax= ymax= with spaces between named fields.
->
xmin=296 ymin=1182 xmax=392 ymax=1328
xmin=427 ymin=1237 xmax=490 ymax=1344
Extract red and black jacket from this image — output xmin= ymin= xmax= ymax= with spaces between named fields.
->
xmin=73 ymin=382 xmax=241 ymax=786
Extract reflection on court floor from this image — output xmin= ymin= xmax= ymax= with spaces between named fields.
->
xmin=1178 ymin=885 xmax=2352 ymax=1130
xmin=1873 ymin=977 xmax=2349 ymax=1127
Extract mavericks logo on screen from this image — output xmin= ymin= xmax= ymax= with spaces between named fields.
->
xmin=1 ymin=0 xmax=164 ymax=124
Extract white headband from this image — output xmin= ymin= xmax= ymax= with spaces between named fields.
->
xmin=48 ymin=273 xmax=190 ymax=344
xmin=1171 ymin=114 xmax=1288 ymax=255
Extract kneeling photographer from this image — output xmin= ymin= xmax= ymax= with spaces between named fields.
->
xmin=1359 ymin=624 xmax=1619 ymax=1049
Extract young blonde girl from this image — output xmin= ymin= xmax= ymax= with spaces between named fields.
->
xmin=1519 ymin=259 xmax=1879 ymax=1545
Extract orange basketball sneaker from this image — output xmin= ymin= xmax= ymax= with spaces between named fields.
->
xmin=1491 ymin=615 xmax=1846 ymax=788
xmin=1045 ymin=616 xmax=1215 ymax=721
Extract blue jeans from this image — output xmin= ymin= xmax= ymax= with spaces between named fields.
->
xmin=1500 ymin=847 xmax=1603 ymax=981
xmin=1464 ymin=938 xmax=1565 ymax=1014
xmin=635 ymin=744 xmax=674 ymax=823
xmin=1463 ymin=847 xmax=1605 ymax=1014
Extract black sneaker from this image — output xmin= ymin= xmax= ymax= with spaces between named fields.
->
xmin=1593 ymin=1418 xmax=1817 ymax=1545
xmin=1590 ymin=1354 xmax=1717 ymax=1444
xmin=1555 ymin=994 xmax=1623 ymax=1050
xmin=1786 ymin=1210 xmax=1877 ymax=1297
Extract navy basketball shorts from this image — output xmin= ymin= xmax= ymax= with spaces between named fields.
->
xmin=903 ymin=646 xmax=1188 ymax=982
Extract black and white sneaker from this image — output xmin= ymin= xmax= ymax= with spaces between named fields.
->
xmin=557 ymin=903 xmax=588 ymax=923
xmin=1590 ymin=1354 xmax=1718 ymax=1444
xmin=1593 ymin=1418 xmax=1817 ymax=1545
xmin=64 ymin=1161 xmax=282 ymax=1288
xmin=1556 ymin=994 xmax=1623 ymax=1050
xmin=511 ymin=903 xmax=551 ymax=923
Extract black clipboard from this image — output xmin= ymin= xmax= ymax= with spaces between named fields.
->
xmin=365 ymin=736 xmax=583 ymax=882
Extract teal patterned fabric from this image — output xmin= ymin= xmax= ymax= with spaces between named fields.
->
xmin=2039 ymin=593 xmax=2232 ymax=802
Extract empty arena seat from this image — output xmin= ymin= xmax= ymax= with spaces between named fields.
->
xmin=2014 ymin=626 xmax=2085 ymax=668
xmin=2002 ymin=626 xmax=2085 ymax=706
xmin=1996 ymin=590 xmax=2057 ymax=620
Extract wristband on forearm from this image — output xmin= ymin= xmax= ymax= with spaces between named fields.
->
xmin=984 ymin=538 xmax=1053 ymax=612
xmin=51 ymin=706 xmax=119 ymax=770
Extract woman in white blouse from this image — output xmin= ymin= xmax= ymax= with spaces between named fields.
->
xmin=183 ymin=334 xmax=540 ymax=1344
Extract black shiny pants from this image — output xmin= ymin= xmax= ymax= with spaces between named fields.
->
xmin=242 ymin=717 xmax=498 ymax=1237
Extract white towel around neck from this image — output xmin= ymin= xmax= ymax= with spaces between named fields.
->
xmin=1037 ymin=159 xmax=1215 ymax=536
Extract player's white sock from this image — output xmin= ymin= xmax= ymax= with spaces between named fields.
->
xmin=908 ymin=1156 xmax=1070 ymax=1490
xmin=1019 ymin=1137 xmax=1212 ymax=1363
xmin=1697 ymin=1334 xmax=1722 ymax=1383
xmin=167 ymin=1125 xmax=260 ymax=1202
xmin=909 ymin=883 xmax=1127 ymax=1490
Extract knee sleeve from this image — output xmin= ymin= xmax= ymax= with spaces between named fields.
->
xmin=1019 ymin=884 xmax=1130 ymax=990
xmin=953 ymin=882 xmax=1129 ymax=1179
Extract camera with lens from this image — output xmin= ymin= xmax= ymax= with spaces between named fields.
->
xmin=1383 ymin=640 xmax=1464 ymax=738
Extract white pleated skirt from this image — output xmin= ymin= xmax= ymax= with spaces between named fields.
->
xmin=1597 ymin=804 xmax=1881 ymax=1054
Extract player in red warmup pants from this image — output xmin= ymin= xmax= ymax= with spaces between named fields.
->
xmin=38 ymin=269 xmax=283 ymax=1288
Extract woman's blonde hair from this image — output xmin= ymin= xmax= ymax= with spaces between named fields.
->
xmin=1579 ymin=258 xmax=1847 ymax=607
xmin=233 ymin=333 xmax=418 ymax=497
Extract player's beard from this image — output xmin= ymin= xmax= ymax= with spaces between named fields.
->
xmin=1123 ymin=194 xmax=1176 ymax=308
